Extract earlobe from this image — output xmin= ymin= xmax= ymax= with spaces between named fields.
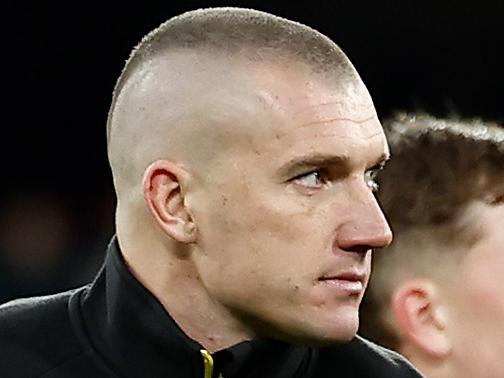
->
xmin=392 ymin=279 xmax=451 ymax=358
xmin=142 ymin=160 xmax=197 ymax=243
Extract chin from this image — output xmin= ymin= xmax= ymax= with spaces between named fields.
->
xmin=316 ymin=323 xmax=358 ymax=346
xmin=291 ymin=328 xmax=357 ymax=347
xmin=281 ymin=311 xmax=359 ymax=347
xmin=312 ymin=307 xmax=360 ymax=345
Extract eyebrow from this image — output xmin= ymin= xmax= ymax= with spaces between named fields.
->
xmin=278 ymin=152 xmax=389 ymax=179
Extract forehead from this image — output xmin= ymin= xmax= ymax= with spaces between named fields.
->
xmin=127 ymin=52 xmax=386 ymax=170
xmin=237 ymin=64 xmax=387 ymax=166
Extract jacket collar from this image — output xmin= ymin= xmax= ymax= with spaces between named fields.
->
xmin=79 ymin=237 xmax=310 ymax=378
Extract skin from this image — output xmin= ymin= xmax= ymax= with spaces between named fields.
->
xmin=391 ymin=199 xmax=504 ymax=378
xmin=441 ymin=200 xmax=504 ymax=378
xmin=110 ymin=50 xmax=392 ymax=352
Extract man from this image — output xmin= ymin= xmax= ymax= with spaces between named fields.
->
xmin=0 ymin=8 xmax=421 ymax=377
xmin=360 ymin=114 xmax=504 ymax=378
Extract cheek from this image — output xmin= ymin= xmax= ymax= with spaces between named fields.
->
xmin=197 ymin=191 xmax=332 ymax=285
xmin=447 ymin=250 xmax=504 ymax=375
xmin=462 ymin=264 xmax=504 ymax=319
xmin=448 ymin=249 xmax=504 ymax=343
xmin=461 ymin=240 xmax=504 ymax=312
xmin=209 ymin=183 xmax=329 ymax=247
xmin=194 ymin=173 xmax=349 ymax=283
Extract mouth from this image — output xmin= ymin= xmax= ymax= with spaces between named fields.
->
xmin=317 ymin=272 xmax=366 ymax=295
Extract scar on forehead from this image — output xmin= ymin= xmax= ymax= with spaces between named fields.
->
xmin=290 ymin=101 xmax=351 ymax=116
xmin=299 ymin=115 xmax=377 ymax=129
xmin=304 ymin=129 xmax=385 ymax=141
xmin=363 ymin=130 xmax=387 ymax=140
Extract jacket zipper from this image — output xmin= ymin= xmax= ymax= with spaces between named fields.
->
xmin=200 ymin=349 xmax=224 ymax=378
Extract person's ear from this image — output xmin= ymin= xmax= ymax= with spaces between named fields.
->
xmin=391 ymin=279 xmax=451 ymax=358
xmin=142 ymin=160 xmax=196 ymax=243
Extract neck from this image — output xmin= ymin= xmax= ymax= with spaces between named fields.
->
xmin=399 ymin=343 xmax=453 ymax=378
xmin=117 ymin=228 xmax=254 ymax=353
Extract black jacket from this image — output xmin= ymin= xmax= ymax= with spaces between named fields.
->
xmin=0 ymin=238 xmax=422 ymax=378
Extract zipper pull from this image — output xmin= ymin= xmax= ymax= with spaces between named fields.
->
xmin=200 ymin=349 xmax=224 ymax=378
xmin=200 ymin=349 xmax=214 ymax=378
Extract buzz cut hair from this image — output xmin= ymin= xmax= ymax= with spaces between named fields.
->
xmin=106 ymin=7 xmax=357 ymax=143
xmin=359 ymin=113 xmax=504 ymax=350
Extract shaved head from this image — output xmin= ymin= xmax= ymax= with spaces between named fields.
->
xmin=101 ymin=6 xmax=392 ymax=350
xmin=106 ymin=7 xmax=363 ymax=201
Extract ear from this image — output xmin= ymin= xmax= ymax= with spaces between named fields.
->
xmin=391 ymin=279 xmax=451 ymax=358
xmin=142 ymin=160 xmax=196 ymax=243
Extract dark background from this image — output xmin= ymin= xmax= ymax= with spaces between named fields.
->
xmin=1 ymin=0 xmax=502 ymax=302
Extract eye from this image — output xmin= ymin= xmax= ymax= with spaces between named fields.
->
xmin=364 ymin=168 xmax=381 ymax=193
xmin=291 ymin=170 xmax=328 ymax=189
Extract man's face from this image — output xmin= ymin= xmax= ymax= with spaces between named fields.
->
xmin=189 ymin=62 xmax=392 ymax=344
xmin=442 ymin=200 xmax=504 ymax=378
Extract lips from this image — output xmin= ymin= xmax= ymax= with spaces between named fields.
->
xmin=317 ymin=271 xmax=366 ymax=295
xmin=319 ymin=271 xmax=366 ymax=282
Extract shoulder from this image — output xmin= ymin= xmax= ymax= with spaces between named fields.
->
xmin=0 ymin=287 xmax=90 ymax=377
xmin=0 ymin=288 xmax=75 ymax=325
xmin=317 ymin=335 xmax=423 ymax=377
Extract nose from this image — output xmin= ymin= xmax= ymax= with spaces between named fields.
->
xmin=335 ymin=188 xmax=393 ymax=254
